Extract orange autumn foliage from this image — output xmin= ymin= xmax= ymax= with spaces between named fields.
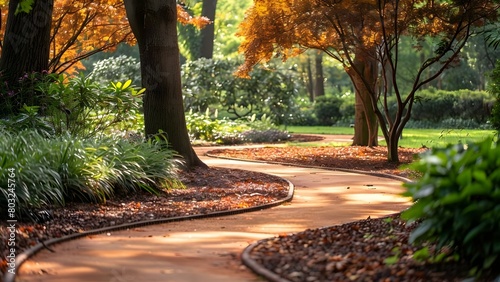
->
xmin=0 ymin=0 xmax=209 ymax=75
xmin=236 ymin=0 xmax=498 ymax=77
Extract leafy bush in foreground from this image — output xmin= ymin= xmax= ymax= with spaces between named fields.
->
xmin=0 ymin=130 xmax=182 ymax=219
xmin=402 ymin=138 xmax=500 ymax=276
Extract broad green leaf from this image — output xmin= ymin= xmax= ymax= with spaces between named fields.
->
xmin=412 ymin=247 xmax=430 ymax=262
xmin=409 ymin=219 xmax=434 ymax=243
xmin=401 ymin=199 xmax=427 ymax=221
xmin=414 ymin=184 xmax=435 ymax=198
xmin=440 ymin=193 xmax=462 ymax=205
xmin=461 ymin=183 xmax=490 ymax=197
xmin=456 ymin=168 xmax=471 ymax=186
xmin=464 ymin=222 xmax=488 ymax=244
xmin=122 ymin=80 xmax=132 ymax=90
xmin=472 ymin=170 xmax=488 ymax=183
xmin=483 ymin=255 xmax=497 ymax=269
xmin=383 ymin=255 xmax=399 ymax=265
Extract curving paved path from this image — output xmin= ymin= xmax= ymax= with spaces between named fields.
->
xmin=14 ymin=136 xmax=412 ymax=282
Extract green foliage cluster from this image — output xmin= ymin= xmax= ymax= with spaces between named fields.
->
xmin=291 ymin=88 xmax=493 ymax=129
xmin=410 ymin=88 xmax=494 ymax=125
xmin=313 ymin=96 xmax=343 ymax=126
xmin=0 ymin=129 xmax=182 ymax=219
xmin=185 ymin=110 xmax=288 ymax=144
xmin=1 ymin=73 xmax=145 ymax=139
xmin=41 ymin=75 xmax=144 ymax=138
xmin=181 ymin=58 xmax=304 ymax=125
xmin=88 ymin=55 xmax=141 ymax=86
xmin=402 ymin=138 xmax=500 ymax=276
xmin=489 ymin=60 xmax=500 ymax=131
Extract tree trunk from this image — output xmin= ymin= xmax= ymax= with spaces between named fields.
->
xmin=313 ymin=52 xmax=325 ymax=98
xmin=0 ymin=0 xmax=54 ymax=112
xmin=124 ymin=0 xmax=206 ymax=169
xmin=199 ymin=0 xmax=217 ymax=59
xmin=348 ymin=51 xmax=379 ymax=147
xmin=387 ymin=129 xmax=400 ymax=163
xmin=304 ymin=56 xmax=314 ymax=101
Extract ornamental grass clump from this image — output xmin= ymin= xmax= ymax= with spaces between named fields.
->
xmin=402 ymin=138 xmax=500 ymax=277
xmin=0 ymin=130 xmax=182 ymax=219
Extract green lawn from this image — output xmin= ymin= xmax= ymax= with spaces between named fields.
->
xmin=282 ymin=125 xmax=497 ymax=149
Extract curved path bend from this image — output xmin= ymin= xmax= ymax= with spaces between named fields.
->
xmin=15 ymin=136 xmax=412 ymax=282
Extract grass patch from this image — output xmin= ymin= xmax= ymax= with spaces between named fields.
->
xmin=282 ymin=126 xmax=496 ymax=148
xmin=393 ymin=128 xmax=497 ymax=148
xmin=282 ymin=125 xmax=354 ymax=135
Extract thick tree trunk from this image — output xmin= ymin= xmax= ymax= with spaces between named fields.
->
xmin=348 ymin=52 xmax=379 ymax=147
xmin=313 ymin=52 xmax=325 ymax=98
xmin=0 ymin=0 xmax=54 ymax=113
xmin=199 ymin=0 xmax=217 ymax=59
xmin=124 ymin=0 xmax=206 ymax=169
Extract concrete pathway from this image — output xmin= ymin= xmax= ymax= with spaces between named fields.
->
xmin=15 ymin=138 xmax=412 ymax=282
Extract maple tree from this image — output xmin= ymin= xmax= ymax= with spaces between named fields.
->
xmin=236 ymin=0 xmax=499 ymax=162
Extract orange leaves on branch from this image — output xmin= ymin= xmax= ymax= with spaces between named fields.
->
xmin=49 ymin=0 xmax=133 ymax=74
xmin=0 ymin=1 xmax=212 ymax=75
xmin=236 ymin=0 xmax=499 ymax=78
xmin=177 ymin=4 xmax=211 ymax=29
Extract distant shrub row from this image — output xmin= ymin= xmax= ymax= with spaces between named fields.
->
xmin=410 ymin=89 xmax=494 ymax=124
xmin=289 ymin=89 xmax=494 ymax=129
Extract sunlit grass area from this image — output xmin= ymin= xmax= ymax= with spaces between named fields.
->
xmin=282 ymin=126 xmax=497 ymax=149
xmin=391 ymin=128 xmax=497 ymax=148
xmin=282 ymin=125 xmax=355 ymax=135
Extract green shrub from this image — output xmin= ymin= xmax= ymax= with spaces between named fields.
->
xmin=0 ymin=131 xmax=65 ymax=216
xmin=339 ymin=97 xmax=355 ymax=123
xmin=313 ymin=96 xmax=342 ymax=126
xmin=182 ymin=58 xmax=304 ymax=125
xmin=241 ymin=129 xmax=290 ymax=143
xmin=185 ymin=110 xmax=284 ymax=144
xmin=412 ymin=88 xmax=494 ymax=124
xmin=0 ymin=130 xmax=181 ymax=218
xmin=402 ymin=138 xmax=500 ymax=276
xmin=185 ymin=110 xmax=226 ymax=142
xmin=39 ymin=74 xmax=144 ymax=138
xmin=489 ymin=60 xmax=500 ymax=131
xmin=0 ymin=105 xmax=55 ymax=137
xmin=88 ymin=55 xmax=141 ymax=86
